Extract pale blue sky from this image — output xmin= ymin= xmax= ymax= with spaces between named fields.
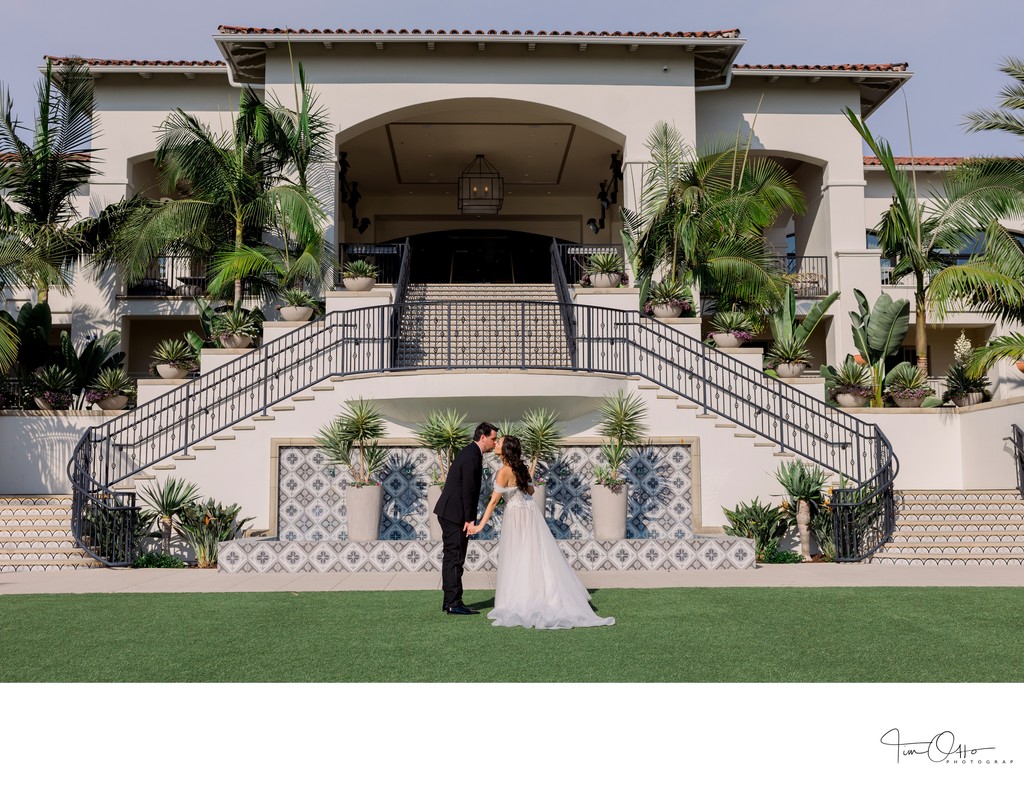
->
xmin=3 ymin=0 xmax=1021 ymax=156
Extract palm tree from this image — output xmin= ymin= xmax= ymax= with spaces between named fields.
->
xmin=964 ymin=57 xmax=1024 ymax=140
xmin=0 ymin=58 xmax=99 ymax=370
xmin=846 ymin=107 xmax=1024 ymax=374
xmin=101 ymin=86 xmax=327 ymax=307
xmin=621 ymin=121 xmax=805 ymax=315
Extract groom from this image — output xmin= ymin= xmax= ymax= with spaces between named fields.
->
xmin=433 ymin=421 xmax=498 ymax=615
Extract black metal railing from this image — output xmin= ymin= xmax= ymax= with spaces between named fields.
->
xmin=337 ymin=242 xmax=406 ymax=287
xmin=555 ymin=243 xmax=626 ymax=285
xmin=69 ymin=299 xmax=896 ymax=565
xmin=769 ymin=255 xmax=829 ymax=298
xmin=1010 ymin=424 xmax=1024 ymax=499
xmin=390 ymin=239 xmax=413 ymax=367
xmin=0 ymin=377 xmax=31 ymax=409
xmin=123 ymin=255 xmax=209 ymax=298
xmin=550 ymin=240 xmax=578 ymax=366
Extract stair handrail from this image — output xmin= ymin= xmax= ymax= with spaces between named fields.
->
xmin=389 ymin=238 xmax=412 ymax=366
xmin=1010 ymin=424 xmax=1024 ymax=499
xmin=549 ymin=239 xmax=578 ymax=367
xmin=69 ymin=299 xmax=895 ymax=564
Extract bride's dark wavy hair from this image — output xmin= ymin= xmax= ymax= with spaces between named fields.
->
xmin=500 ymin=436 xmax=532 ymax=493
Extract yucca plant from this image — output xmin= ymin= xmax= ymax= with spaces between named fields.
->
xmin=414 ymin=409 xmax=471 ymax=485
xmin=765 ymin=333 xmax=813 ymax=367
xmin=278 ymin=287 xmax=321 ymax=311
xmin=178 ymin=498 xmax=252 ymax=568
xmin=342 ymin=259 xmax=378 ymax=279
xmin=317 ymin=397 xmax=389 ymax=486
xmin=138 ymin=477 xmax=202 ymax=555
xmin=587 ymin=252 xmax=624 ymax=276
xmin=775 ymin=459 xmax=827 ymax=560
xmin=518 ymin=408 xmax=564 ymax=480
xmin=595 ymin=390 xmax=648 ymax=488
xmin=213 ymin=306 xmax=262 ymax=341
xmin=31 ymin=364 xmax=75 ymax=409
xmin=943 ymin=363 xmax=988 ymax=404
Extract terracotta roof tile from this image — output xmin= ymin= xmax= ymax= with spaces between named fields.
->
xmin=216 ymin=25 xmax=741 ymax=39
xmin=864 ymin=156 xmax=964 ymax=166
xmin=45 ymin=56 xmax=225 ymax=67
xmin=735 ymin=63 xmax=909 ymax=72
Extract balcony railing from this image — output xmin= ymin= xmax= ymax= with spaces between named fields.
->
xmin=337 ymin=243 xmax=405 ymax=287
xmin=555 ymin=243 xmax=626 ymax=285
xmin=769 ymin=255 xmax=829 ymax=298
xmin=122 ymin=255 xmax=208 ymax=298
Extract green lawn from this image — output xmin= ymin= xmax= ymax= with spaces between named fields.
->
xmin=2 ymin=587 xmax=1022 ymax=682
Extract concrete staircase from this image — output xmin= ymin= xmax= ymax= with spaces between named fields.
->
xmin=396 ymin=284 xmax=571 ymax=367
xmin=0 ymin=495 xmax=103 ymax=572
xmin=865 ymin=490 xmax=1024 ymax=565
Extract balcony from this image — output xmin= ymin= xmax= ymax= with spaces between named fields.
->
xmin=121 ymin=255 xmax=208 ymax=298
xmin=769 ymin=255 xmax=829 ymax=298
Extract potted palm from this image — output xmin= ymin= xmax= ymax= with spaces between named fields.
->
xmin=709 ymin=309 xmax=756 ymax=348
xmin=585 ymin=252 xmax=625 ymax=288
xmin=317 ymin=397 xmax=390 ymax=542
xmin=591 ymin=391 xmax=648 ymax=541
xmin=277 ymin=288 xmax=320 ymax=322
xmin=150 ymin=339 xmax=198 ymax=380
xmin=825 ymin=357 xmax=873 ymax=408
xmin=213 ymin=306 xmax=262 ymax=348
xmin=138 ymin=477 xmax=201 ymax=556
xmin=413 ymin=409 xmax=471 ymax=541
xmin=518 ymin=407 xmax=564 ymax=517
xmin=767 ymin=287 xmax=839 ymax=378
xmin=86 ymin=367 xmax=135 ymax=411
xmin=775 ymin=459 xmax=827 ymax=561
xmin=644 ymin=276 xmax=694 ymax=319
xmin=31 ymin=365 xmax=75 ymax=411
xmin=342 ymin=259 xmax=378 ymax=292
xmin=884 ymin=362 xmax=935 ymax=408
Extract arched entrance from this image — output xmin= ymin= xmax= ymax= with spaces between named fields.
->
xmin=410 ymin=229 xmax=551 ymax=284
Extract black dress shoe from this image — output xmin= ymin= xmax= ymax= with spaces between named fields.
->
xmin=444 ymin=605 xmax=478 ymax=615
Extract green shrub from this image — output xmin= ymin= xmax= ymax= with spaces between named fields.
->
xmin=132 ymin=552 xmax=186 ymax=569
xmin=723 ymin=497 xmax=788 ymax=561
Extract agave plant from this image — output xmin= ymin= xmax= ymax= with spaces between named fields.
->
xmin=775 ymin=459 xmax=827 ymax=560
xmin=278 ymin=287 xmax=320 ymax=310
xmin=943 ymin=363 xmax=988 ymax=405
xmin=413 ymin=409 xmax=471 ymax=484
xmin=765 ymin=334 xmax=813 ymax=367
xmin=821 ymin=356 xmax=873 ymax=399
xmin=317 ymin=397 xmax=389 ymax=486
xmin=85 ymin=367 xmax=135 ymax=404
xmin=883 ymin=362 xmax=935 ymax=402
xmin=149 ymin=338 xmax=198 ymax=375
xmin=595 ymin=391 xmax=648 ymax=488
xmin=213 ymin=306 xmax=262 ymax=340
xmin=31 ymin=364 xmax=76 ymax=409
xmin=644 ymin=276 xmax=694 ymax=314
xmin=518 ymin=408 xmax=564 ymax=479
xmin=709 ymin=308 xmax=757 ymax=341
xmin=342 ymin=259 xmax=378 ymax=279
xmin=587 ymin=252 xmax=624 ymax=276
xmin=138 ymin=477 xmax=202 ymax=555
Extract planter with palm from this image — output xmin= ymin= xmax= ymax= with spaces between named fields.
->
xmin=775 ymin=459 xmax=827 ymax=560
xmin=848 ymin=290 xmax=911 ymax=408
xmin=213 ymin=306 xmax=263 ymax=349
xmin=86 ymin=367 xmax=136 ymax=411
xmin=150 ymin=339 xmax=198 ymax=379
xmin=708 ymin=309 xmax=757 ymax=348
xmin=30 ymin=365 xmax=75 ymax=410
xmin=138 ymin=477 xmax=201 ymax=556
xmin=821 ymin=357 xmax=873 ymax=408
xmin=766 ymin=287 xmax=839 ymax=377
xmin=317 ymin=398 xmax=390 ymax=542
xmin=518 ymin=408 xmax=564 ymax=516
xmin=583 ymin=252 xmax=626 ymax=288
xmin=883 ymin=362 xmax=937 ymax=408
xmin=644 ymin=276 xmax=694 ymax=319
xmin=592 ymin=391 xmax=648 ymax=541
xmin=413 ymin=409 xmax=471 ymax=541
xmin=341 ymin=259 xmax=378 ymax=291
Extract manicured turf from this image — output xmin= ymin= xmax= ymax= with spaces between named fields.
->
xmin=2 ymin=587 xmax=1023 ymax=682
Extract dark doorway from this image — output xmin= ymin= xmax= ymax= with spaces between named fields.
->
xmin=408 ymin=230 xmax=552 ymax=284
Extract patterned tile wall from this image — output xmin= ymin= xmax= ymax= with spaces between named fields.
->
xmin=277 ymin=443 xmax=694 ymax=542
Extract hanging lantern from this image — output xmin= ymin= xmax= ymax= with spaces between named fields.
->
xmin=458 ymin=154 xmax=504 ymax=214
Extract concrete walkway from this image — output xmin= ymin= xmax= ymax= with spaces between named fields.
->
xmin=4 ymin=564 xmax=1024 ymax=594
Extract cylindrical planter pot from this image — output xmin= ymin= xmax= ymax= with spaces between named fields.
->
xmin=346 ymin=484 xmax=384 ymax=542
xmin=33 ymin=397 xmax=56 ymax=411
xmin=426 ymin=484 xmax=443 ymax=542
xmin=775 ymin=362 xmax=808 ymax=379
xmin=893 ymin=396 xmax=926 ymax=409
xmin=835 ymin=393 xmax=869 ymax=408
xmin=343 ymin=277 xmax=376 ymax=292
xmin=591 ymin=483 xmax=627 ymax=541
xmin=156 ymin=364 xmax=189 ymax=380
xmin=952 ymin=392 xmax=984 ymax=407
xmin=1016 ymin=359 xmax=1024 ymax=374
xmin=218 ymin=334 xmax=253 ymax=349
xmin=533 ymin=482 xmax=547 ymax=518
xmin=652 ymin=303 xmax=683 ymax=319
xmin=712 ymin=332 xmax=741 ymax=348
xmin=97 ymin=395 xmax=128 ymax=411
xmin=591 ymin=273 xmax=621 ymax=289
xmin=280 ymin=306 xmax=313 ymax=322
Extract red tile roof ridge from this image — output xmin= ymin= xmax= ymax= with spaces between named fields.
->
xmin=864 ymin=156 xmax=965 ymax=166
xmin=45 ymin=56 xmax=226 ymax=67
xmin=735 ymin=63 xmax=909 ymax=72
xmin=215 ymin=25 xmax=742 ymax=39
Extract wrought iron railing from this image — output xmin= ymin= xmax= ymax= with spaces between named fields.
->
xmin=1010 ymin=424 xmax=1024 ymax=499
xmin=550 ymin=240 xmax=578 ymax=366
xmin=768 ymin=255 xmax=829 ymax=298
xmin=122 ymin=254 xmax=208 ymax=297
xmin=337 ymin=242 xmax=405 ymax=287
xmin=69 ymin=299 xmax=896 ymax=564
xmin=390 ymin=239 xmax=413 ymax=367
xmin=555 ymin=243 xmax=626 ymax=285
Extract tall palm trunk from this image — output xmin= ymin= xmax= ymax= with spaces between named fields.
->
xmin=915 ymin=275 xmax=928 ymax=375
xmin=233 ymin=218 xmax=244 ymax=308
xmin=796 ymin=498 xmax=812 ymax=560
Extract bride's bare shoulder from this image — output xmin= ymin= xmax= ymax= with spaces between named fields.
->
xmin=495 ymin=465 xmax=514 ymax=485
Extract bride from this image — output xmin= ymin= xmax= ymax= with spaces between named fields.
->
xmin=469 ymin=436 xmax=615 ymax=629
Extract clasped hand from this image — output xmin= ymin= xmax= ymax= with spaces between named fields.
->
xmin=466 ymin=522 xmax=483 ymax=536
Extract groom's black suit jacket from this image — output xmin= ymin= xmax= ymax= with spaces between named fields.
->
xmin=433 ymin=442 xmax=482 ymax=525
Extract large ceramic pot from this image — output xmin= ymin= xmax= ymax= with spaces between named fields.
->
xmin=343 ymin=277 xmax=375 ymax=292
xmin=533 ymin=482 xmax=547 ymax=518
xmin=591 ymin=483 xmax=627 ymax=541
xmin=712 ymin=332 xmax=742 ymax=348
xmin=280 ymin=306 xmax=313 ymax=322
xmin=952 ymin=392 xmax=984 ymax=408
xmin=835 ymin=392 xmax=869 ymax=408
xmin=218 ymin=334 xmax=253 ymax=349
xmin=775 ymin=362 xmax=808 ymax=379
xmin=346 ymin=484 xmax=383 ymax=542
xmin=33 ymin=397 xmax=55 ymax=411
xmin=652 ymin=303 xmax=683 ymax=319
xmin=1016 ymin=359 xmax=1024 ymax=374
xmin=97 ymin=395 xmax=128 ymax=411
xmin=156 ymin=364 xmax=189 ymax=380
xmin=426 ymin=484 xmax=443 ymax=542
xmin=590 ymin=272 xmax=621 ymax=289
xmin=893 ymin=395 xmax=926 ymax=408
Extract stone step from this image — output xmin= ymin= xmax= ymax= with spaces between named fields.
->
xmin=153 ymin=464 xmax=176 ymax=471
xmin=897 ymin=501 xmax=1024 ymax=513
xmin=193 ymin=445 xmax=216 ymax=451
xmin=252 ymin=416 xmax=276 ymax=422
xmin=0 ymin=495 xmax=73 ymax=506
xmin=0 ymin=547 xmax=93 ymax=560
xmin=0 ymin=558 xmax=104 ymax=572
xmin=174 ymin=454 xmax=197 ymax=461
xmin=880 ymin=542 xmax=1024 ymax=553
xmin=232 ymin=425 xmax=256 ymax=432
xmin=271 ymin=405 xmax=295 ymax=412
xmin=0 ymin=536 xmax=78 ymax=548
xmin=0 ymin=524 xmax=74 ymax=536
xmin=892 ymin=529 xmax=1024 ymax=540
xmin=897 ymin=490 xmax=1021 ymax=502
xmin=312 ymin=385 xmax=335 ymax=392
xmin=895 ymin=518 xmax=1024 ymax=531
xmin=132 ymin=474 xmax=156 ymax=481
xmin=864 ymin=555 xmax=1024 ymax=566
xmin=213 ymin=435 xmax=236 ymax=441
xmin=292 ymin=395 xmax=315 ymax=402
xmin=714 ymin=422 xmax=737 ymax=429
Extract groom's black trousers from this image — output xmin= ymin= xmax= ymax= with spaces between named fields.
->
xmin=439 ymin=517 xmax=469 ymax=608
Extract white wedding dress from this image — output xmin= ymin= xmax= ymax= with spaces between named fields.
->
xmin=488 ymin=484 xmax=615 ymax=629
